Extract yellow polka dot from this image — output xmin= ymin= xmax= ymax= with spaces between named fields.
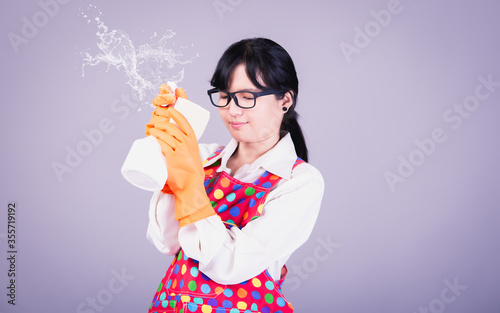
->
xmin=270 ymin=174 xmax=280 ymax=180
xmin=202 ymin=160 xmax=208 ymax=165
xmin=237 ymin=288 xmax=247 ymax=298
xmin=181 ymin=264 xmax=187 ymax=275
xmin=214 ymin=189 xmax=224 ymax=200
xmin=181 ymin=295 xmax=191 ymax=303
xmin=257 ymin=204 xmax=264 ymax=214
xmin=252 ymin=278 xmax=261 ymax=288
xmin=220 ymin=177 xmax=230 ymax=188
xmin=237 ymin=301 xmax=247 ymax=310
xmin=201 ymin=304 xmax=213 ymax=313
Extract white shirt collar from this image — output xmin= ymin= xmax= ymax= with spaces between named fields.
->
xmin=208 ymin=132 xmax=298 ymax=180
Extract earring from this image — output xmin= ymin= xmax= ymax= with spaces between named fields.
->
xmin=282 ymin=107 xmax=288 ymax=112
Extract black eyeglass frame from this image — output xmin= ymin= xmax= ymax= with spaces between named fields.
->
xmin=207 ymin=88 xmax=284 ymax=109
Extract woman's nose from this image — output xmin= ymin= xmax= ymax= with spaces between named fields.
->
xmin=227 ymin=96 xmax=243 ymax=116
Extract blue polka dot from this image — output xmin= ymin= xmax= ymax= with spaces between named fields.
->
xmin=188 ymin=302 xmax=198 ymax=312
xmin=253 ymin=179 xmax=261 ymax=185
xmin=230 ymin=206 xmax=240 ymax=217
xmin=179 ymin=279 xmax=184 ymax=288
xmin=251 ymin=291 xmax=261 ymax=300
xmin=276 ymin=297 xmax=286 ymax=307
xmin=248 ymin=198 xmax=256 ymax=208
xmin=166 ymin=280 xmax=172 ymax=289
xmin=190 ymin=267 xmax=199 ymax=277
xmin=216 ymin=307 xmax=226 ymax=313
xmin=223 ymin=289 xmax=233 ymax=297
xmin=226 ymin=220 xmax=235 ymax=229
xmin=192 ymin=259 xmax=199 ymax=264
xmin=261 ymin=171 xmax=269 ymax=177
xmin=261 ymin=306 xmax=271 ymax=313
xmin=204 ymin=179 xmax=210 ymax=187
xmin=174 ymin=264 xmax=180 ymax=274
xmin=233 ymin=184 xmax=243 ymax=191
xmin=265 ymin=281 xmax=274 ymax=290
xmin=193 ymin=297 xmax=203 ymax=304
xmin=207 ymin=187 xmax=214 ymax=194
xmin=262 ymin=182 xmax=272 ymax=188
xmin=256 ymin=191 xmax=265 ymax=199
xmin=226 ymin=192 xmax=236 ymax=202
xmin=201 ymin=284 xmax=211 ymax=294
xmin=237 ymin=198 xmax=246 ymax=204
xmin=222 ymin=300 xmax=233 ymax=308
xmin=250 ymin=303 xmax=258 ymax=311
xmin=218 ymin=204 xmax=229 ymax=213
xmin=239 ymin=280 xmax=248 ymax=285
xmin=230 ymin=309 xmax=240 ymax=313
xmin=208 ymin=299 xmax=218 ymax=307
xmin=184 ymin=253 xmax=189 ymax=261
xmin=201 ymin=273 xmax=211 ymax=281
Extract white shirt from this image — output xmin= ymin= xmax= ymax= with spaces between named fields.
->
xmin=146 ymin=133 xmax=324 ymax=284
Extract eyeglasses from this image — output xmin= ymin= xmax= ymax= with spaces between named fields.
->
xmin=207 ymin=88 xmax=283 ymax=109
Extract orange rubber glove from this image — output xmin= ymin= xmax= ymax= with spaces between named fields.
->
xmin=145 ymin=84 xmax=188 ymax=136
xmin=146 ymin=84 xmax=188 ymax=194
xmin=148 ymin=107 xmax=216 ymax=227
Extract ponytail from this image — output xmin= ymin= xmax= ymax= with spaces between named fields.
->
xmin=281 ymin=101 xmax=308 ymax=162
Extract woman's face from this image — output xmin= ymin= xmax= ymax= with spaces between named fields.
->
xmin=218 ymin=64 xmax=290 ymax=146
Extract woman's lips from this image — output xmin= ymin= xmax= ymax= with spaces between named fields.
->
xmin=230 ymin=121 xmax=247 ymax=129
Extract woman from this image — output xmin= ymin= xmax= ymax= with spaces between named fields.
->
xmin=146 ymin=38 xmax=324 ymax=313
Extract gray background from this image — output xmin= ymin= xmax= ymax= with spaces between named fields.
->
xmin=1 ymin=0 xmax=499 ymax=312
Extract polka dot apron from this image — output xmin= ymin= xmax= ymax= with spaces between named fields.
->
xmin=149 ymin=150 xmax=304 ymax=313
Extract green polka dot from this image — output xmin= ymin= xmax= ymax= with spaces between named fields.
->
xmin=170 ymin=300 xmax=176 ymax=308
xmin=177 ymin=250 xmax=183 ymax=261
xmin=210 ymin=201 xmax=217 ymax=208
xmin=265 ymin=293 xmax=274 ymax=304
xmin=157 ymin=282 xmax=163 ymax=292
xmin=188 ymin=280 xmax=197 ymax=292
xmin=245 ymin=187 xmax=255 ymax=196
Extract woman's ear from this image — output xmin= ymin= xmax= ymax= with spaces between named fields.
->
xmin=281 ymin=91 xmax=294 ymax=111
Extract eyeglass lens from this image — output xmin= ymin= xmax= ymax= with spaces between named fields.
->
xmin=211 ymin=91 xmax=256 ymax=108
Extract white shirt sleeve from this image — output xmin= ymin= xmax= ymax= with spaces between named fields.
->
xmin=178 ymin=162 xmax=325 ymax=284
xmin=146 ymin=142 xmax=223 ymax=255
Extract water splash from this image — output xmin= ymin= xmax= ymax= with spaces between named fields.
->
xmin=80 ymin=5 xmax=198 ymax=105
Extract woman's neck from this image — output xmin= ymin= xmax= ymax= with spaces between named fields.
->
xmin=227 ymin=133 xmax=281 ymax=175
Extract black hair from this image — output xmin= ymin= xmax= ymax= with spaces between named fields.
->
xmin=210 ymin=38 xmax=308 ymax=162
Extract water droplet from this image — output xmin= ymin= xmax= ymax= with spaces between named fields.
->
xmin=80 ymin=7 xmax=198 ymax=106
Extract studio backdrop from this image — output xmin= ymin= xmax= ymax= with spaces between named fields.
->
xmin=1 ymin=0 xmax=499 ymax=312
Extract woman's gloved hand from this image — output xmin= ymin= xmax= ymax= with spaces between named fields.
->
xmin=146 ymin=84 xmax=188 ymax=136
xmin=148 ymin=107 xmax=216 ymax=227
xmin=146 ymin=84 xmax=188 ymax=194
